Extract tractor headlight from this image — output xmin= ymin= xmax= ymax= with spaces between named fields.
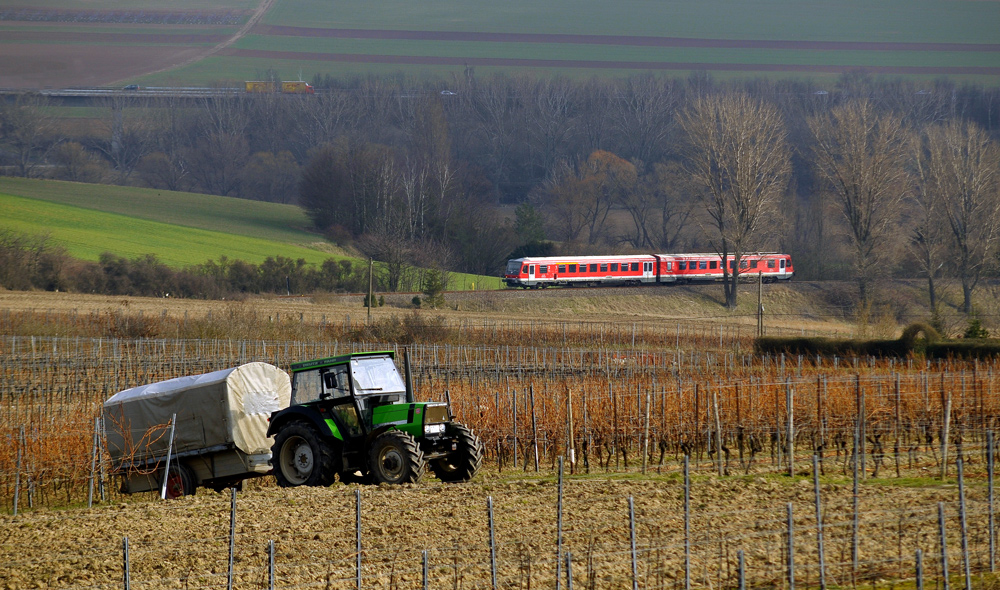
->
xmin=424 ymin=423 xmax=446 ymax=435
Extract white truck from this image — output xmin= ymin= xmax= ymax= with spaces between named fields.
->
xmin=102 ymin=362 xmax=291 ymax=497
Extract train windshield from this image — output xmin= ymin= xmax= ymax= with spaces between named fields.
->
xmin=505 ymin=260 xmax=522 ymax=275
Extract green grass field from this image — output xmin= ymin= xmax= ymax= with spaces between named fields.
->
xmin=0 ymin=178 xmax=319 ymax=246
xmin=0 ymin=178 xmax=503 ymax=289
xmin=261 ymin=0 xmax=1000 ymax=44
xmin=232 ymin=35 xmax=1000 ymax=69
xmin=0 ymin=191 xmax=337 ymax=267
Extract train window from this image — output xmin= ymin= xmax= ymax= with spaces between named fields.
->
xmin=729 ymin=260 xmax=736 ymax=269
xmin=610 ymin=263 xmax=618 ymax=272
xmin=569 ymin=264 xmax=577 ymax=273
xmin=589 ymin=263 xmax=597 ymax=272
xmin=750 ymin=260 xmax=758 ymax=269
xmin=710 ymin=261 xmax=718 ymax=269
xmin=632 ymin=262 xmax=639 ymax=271
xmin=678 ymin=261 xmax=687 ymax=270
xmin=540 ymin=265 xmax=548 ymax=274
xmin=558 ymin=265 xmax=566 ymax=273
xmin=521 ymin=265 xmax=528 ymax=274
xmin=780 ymin=259 xmax=786 ymax=269
xmin=768 ymin=259 xmax=776 ymax=268
xmin=666 ymin=262 xmax=672 ymax=270
xmin=699 ymin=261 xmax=707 ymax=270
xmin=600 ymin=263 xmax=608 ymax=272
xmin=740 ymin=260 xmax=748 ymax=269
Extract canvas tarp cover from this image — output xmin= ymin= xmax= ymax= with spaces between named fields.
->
xmin=103 ymin=362 xmax=291 ymax=464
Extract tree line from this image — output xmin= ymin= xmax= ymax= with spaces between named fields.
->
xmin=1 ymin=70 xmax=999 ymax=313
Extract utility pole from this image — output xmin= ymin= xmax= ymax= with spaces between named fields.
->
xmin=757 ymin=271 xmax=763 ymax=337
xmin=367 ymin=258 xmax=374 ymax=324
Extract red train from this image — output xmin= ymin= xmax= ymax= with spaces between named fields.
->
xmin=503 ymin=252 xmax=793 ymax=288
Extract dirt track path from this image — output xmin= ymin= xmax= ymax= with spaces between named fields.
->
xmin=108 ymin=0 xmax=275 ymax=85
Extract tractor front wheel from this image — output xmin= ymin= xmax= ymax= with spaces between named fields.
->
xmin=369 ymin=430 xmax=426 ymax=484
xmin=272 ymin=423 xmax=336 ymax=487
xmin=430 ymin=423 xmax=484 ymax=483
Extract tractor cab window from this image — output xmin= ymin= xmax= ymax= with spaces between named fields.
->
xmin=350 ymin=356 xmax=406 ymax=397
xmin=322 ymin=366 xmax=350 ymax=400
xmin=291 ymin=369 xmax=324 ymax=404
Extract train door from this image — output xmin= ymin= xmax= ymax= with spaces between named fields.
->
xmin=643 ymin=261 xmax=654 ymax=282
xmin=528 ymin=264 xmax=536 ymax=285
xmin=779 ymin=258 xmax=786 ymax=278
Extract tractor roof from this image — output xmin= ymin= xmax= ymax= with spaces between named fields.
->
xmin=289 ymin=350 xmax=396 ymax=373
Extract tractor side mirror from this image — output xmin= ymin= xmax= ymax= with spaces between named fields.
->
xmin=323 ymin=373 xmax=338 ymax=390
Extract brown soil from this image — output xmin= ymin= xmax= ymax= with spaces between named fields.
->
xmin=0 ymin=472 xmax=987 ymax=589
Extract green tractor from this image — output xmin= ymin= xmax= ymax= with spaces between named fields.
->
xmin=267 ymin=351 xmax=483 ymax=486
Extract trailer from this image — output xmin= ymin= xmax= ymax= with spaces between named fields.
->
xmin=103 ymin=362 xmax=291 ymax=497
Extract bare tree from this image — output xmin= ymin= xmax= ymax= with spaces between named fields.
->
xmin=536 ymin=157 xmax=591 ymax=243
xmin=910 ymin=133 xmax=949 ymax=315
xmin=523 ymin=76 xmax=580 ymax=181
xmin=920 ymin=120 xmax=1000 ymax=314
xmin=185 ymin=95 xmax=253 ymax=196
xmin=680 ymin=92 xmax=791 ymax=309
xmin=467 ymin=75 xmax=523 ymax=202
xmin=610 ymin=74 xmax=678 ymax=164
xmin=0 ymin=93 xmax=58 ymax=178
xmin=293 ymin=89 xmax=356 ymax=151
xmin=92 ymin=95 xmax=156 ymax=184
xmin=807 ymin=99 xmax=909 ymax=306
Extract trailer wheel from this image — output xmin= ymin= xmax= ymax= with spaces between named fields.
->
xmin=430 ymin=423 xmax=484 ymax=483
xmin=164 ymin=463 xmax=196 ymax=498
xmin=369 ymin=430 xmax=426 ymax=484
xmin=273 ymin=422 xmax=336 ymax=487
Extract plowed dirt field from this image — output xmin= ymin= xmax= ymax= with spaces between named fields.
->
xmin=1 ymin=471 xmax=989 ymax=590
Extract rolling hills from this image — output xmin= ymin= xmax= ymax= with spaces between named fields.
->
xmin=0 ymin=177 xmax=502 ymax=289
xmin=0 ymin=177 xmax=337 ymax=267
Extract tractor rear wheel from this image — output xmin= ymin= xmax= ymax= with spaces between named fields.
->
xmin=430 ymin=423 xmax=484 ymax=483
xmin=369 ymin=430 xmax=426 ymax=484
xmin=272 ymin=422 xmax=336 ymax=487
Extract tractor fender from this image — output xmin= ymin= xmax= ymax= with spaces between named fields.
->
xmin=267 ymin=406 xmax=333 ymax=439
xmin=365 ymin=424 xmax=397 ymax=446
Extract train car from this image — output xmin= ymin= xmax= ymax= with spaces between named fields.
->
xmin=658 ymin=252 xmax=793 ymax=283
xmin=504 ymin=252 xmax=793 ymax=288
xmin=504 ymin=255 xmax=658 ymax=288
